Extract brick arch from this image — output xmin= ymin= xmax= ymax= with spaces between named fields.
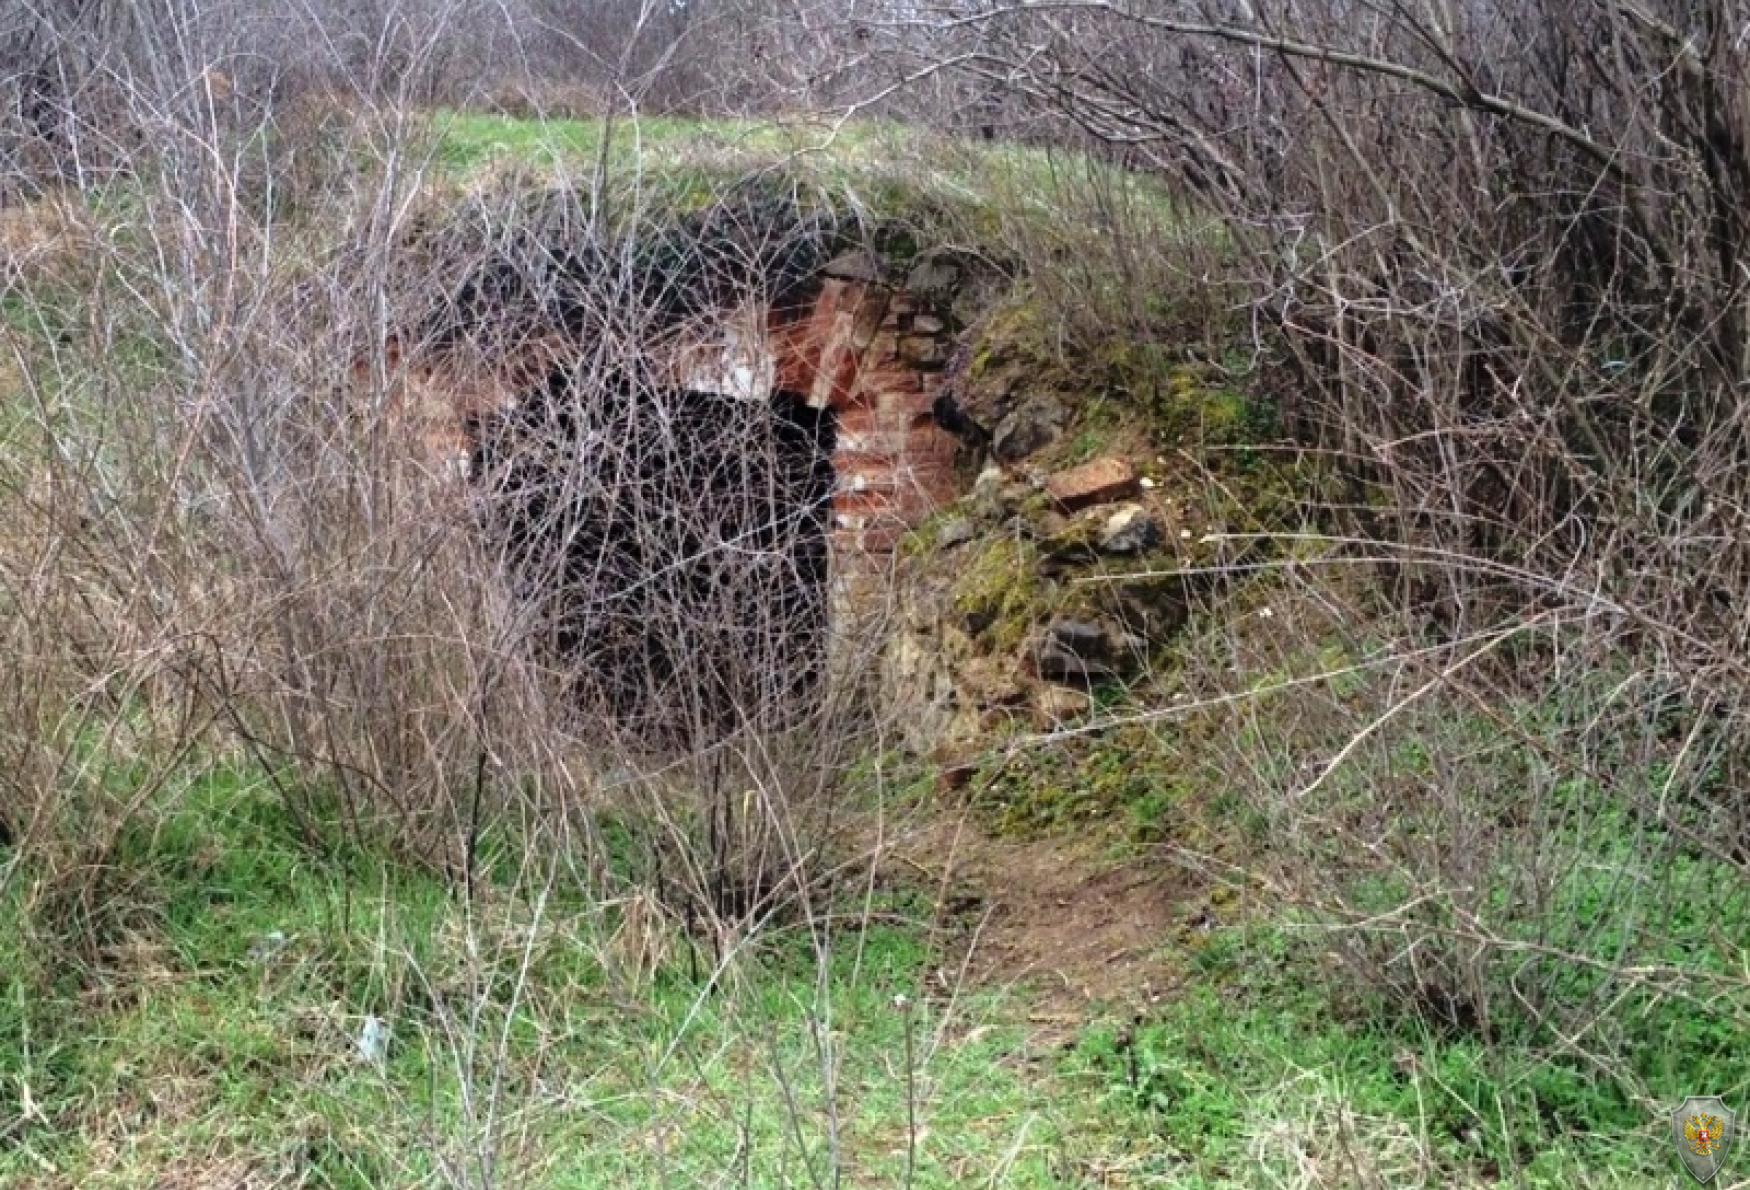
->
xmin=766 ymin=273 xmax=961 ymax=555
xmin=380 ymin=265 xmax=964 ymax=557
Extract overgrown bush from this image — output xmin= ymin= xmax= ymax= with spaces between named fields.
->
xmin=878 ymin=0 xmax=1750 ymax=1103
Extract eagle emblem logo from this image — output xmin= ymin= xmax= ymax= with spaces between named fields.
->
xmin=1672 ymin=1096 xmax=1736 ymax=1184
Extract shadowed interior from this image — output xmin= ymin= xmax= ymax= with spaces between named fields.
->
xmin=469 ymin=364 xmax=838 ymax=748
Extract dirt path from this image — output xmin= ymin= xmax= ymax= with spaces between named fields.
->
xmin=867 ymin=809 xmax=1197 ymax=1043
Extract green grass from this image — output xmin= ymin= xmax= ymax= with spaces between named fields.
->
xmin=420 ymin=109 xmax=1184 ymax=251
xmin=428 ymin=109 xmax=1165 ymax=196
xmin=0 ymin=764 xmax=1156 ymax=1186
xmin=928 ymin=561 xmax=1750 ymax=1187
xmin=4 ymin=641 xmax=1741 ymax=1189
xmin=429 ymin=111 xmax=874 ymax=177
xmin=1072 ymin=918 xmax=1744 ymax=1187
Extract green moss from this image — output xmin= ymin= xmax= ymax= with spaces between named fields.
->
xmin=898 ymin=508 xmax=958 ymax=557
xmin=1056 ymin=395 xmax=1126 ymax=463
xmin=967 ymin=298 xmax=1051 ymax=380
xmin=958 ymin=290 xmax=1289 ymax=491
xmin=1041 ymin=512 xmax=1103 ymax=560
xmin=961 ymin=287 xmax=1282 ymax=459
xmin=1136 ymin=362 xmax=1267 ymax=448
xmin=970 ymin=717 xmax=1205 ymax=842
xmin=951 ymin=535 xmax=1053 ymax=654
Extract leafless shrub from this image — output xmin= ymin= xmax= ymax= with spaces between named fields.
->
xmin=858 ymin=0 xmax=1750 ymax=1109
xmin=0 ymin=5 xmax=1007 ymax=1184
xmin=0 ymin=0 xmax=908 ymax=951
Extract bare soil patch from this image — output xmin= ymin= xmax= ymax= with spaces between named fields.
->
xmin=875 ymin=809 xmax=1197 ymax=1042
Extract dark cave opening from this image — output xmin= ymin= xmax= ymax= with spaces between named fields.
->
xmin=469 ymin=364 xmax=838 ymax=749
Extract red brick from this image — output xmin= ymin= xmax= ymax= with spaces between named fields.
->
xmin=1045 ymin=457 xmax=1140 ymax=512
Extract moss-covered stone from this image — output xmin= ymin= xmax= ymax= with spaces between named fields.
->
xmin=1040 ymin=509 xmax=1105 ymax=562
xmin=950 ymin=535 xmax=1054 ymax=654
xmin=969 ymin=718 xmax=1202 ymax=840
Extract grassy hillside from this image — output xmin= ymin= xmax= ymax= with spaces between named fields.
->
xmin=2 ymin=105 xmax=1743 ymax=1189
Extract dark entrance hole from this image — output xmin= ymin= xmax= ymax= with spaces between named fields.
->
xmin=469 ymin=363 xmax=837 ymax=750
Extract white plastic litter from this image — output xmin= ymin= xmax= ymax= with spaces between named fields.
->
xmin=357 ymin=1015 xmax=390 ymax=1066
